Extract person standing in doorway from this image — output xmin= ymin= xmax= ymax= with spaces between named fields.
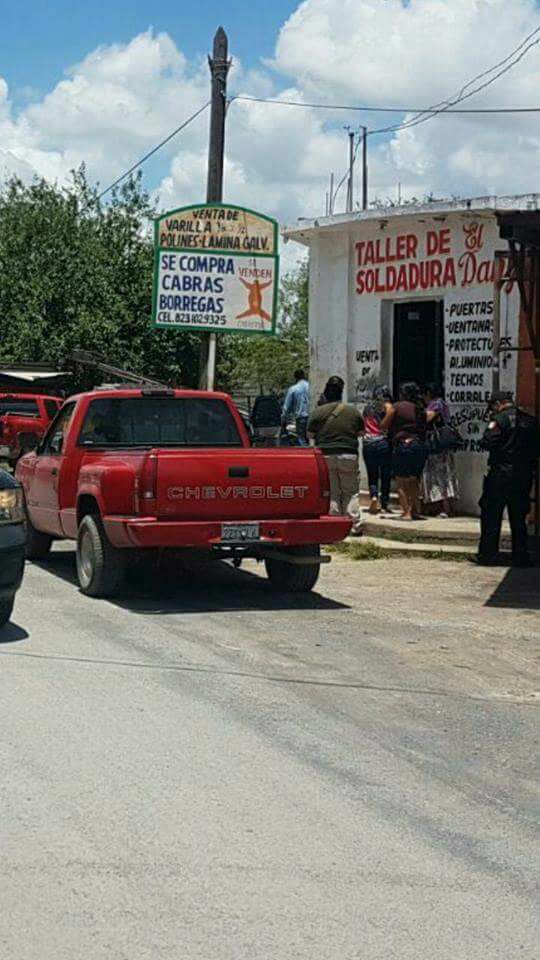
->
xmin=362 ymin=385 xmax=394 ymax=514
xmin=476 ymin=391 xmax=540 ymax=566
xmin=381 ymin=382 xmax=428 ymax=521
xmin=317 ymin=375 xmax=344 ymax=407
xmin=307 ymin=376 xmax=364 ymax=534
xmin=282 ymin=369 xmax=310 ymax=445
xmin=421 ymin=383 xmax=459 ymax=517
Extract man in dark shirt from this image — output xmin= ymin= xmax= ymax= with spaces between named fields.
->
xmin=308 ymin=376 xmax=364 ymax=534
xmin=476 ymin=391 xmax=540 ymax=566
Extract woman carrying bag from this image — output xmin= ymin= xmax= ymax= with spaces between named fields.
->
xmin=362 ymin=385 xmax=394 ymax=514
xmin=381 ymin=382 xmax=427 ymax=521
xmin=421 ymin=383 xmax=460 ymax=517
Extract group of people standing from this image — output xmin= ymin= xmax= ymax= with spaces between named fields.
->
xmin=285 ymin=374 xmax=458 ymax=527
xmin=282 ymin=371 xmax=539 ymax=565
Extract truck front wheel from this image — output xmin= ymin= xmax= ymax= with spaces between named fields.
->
xmin=77 ymin=515 xmax=126 ymax=598
xmin=265 ymin=545 xmax=321 ymax=593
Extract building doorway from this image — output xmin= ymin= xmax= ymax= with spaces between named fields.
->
xmin=393 ymin=300 xmax=444 ymax=398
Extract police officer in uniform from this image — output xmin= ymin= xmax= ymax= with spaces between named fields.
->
xmin=476 ymin=390 xmax=540 ymax=566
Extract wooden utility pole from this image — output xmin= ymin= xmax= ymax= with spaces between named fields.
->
xmin=361 ymin=126 xmax=368 ymax=211
xmin=199 ymin=26 xmax=230 ymax=390
xmin=346 ymin=130 xmax=354 ymax=213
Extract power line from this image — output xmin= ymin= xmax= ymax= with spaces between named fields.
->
xmin=370 ymin=26 xmax=540 ymax=136
xmin=332 ymin=24 xmax=540 ymax=207
xmin=232 ymin=94 xmax=540 ymax=115
xmin=93 ymin=100 xmax=211 ymax=204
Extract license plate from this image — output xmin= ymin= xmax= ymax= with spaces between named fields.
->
xmin=220 ymin=522 xmax=260 ymax=543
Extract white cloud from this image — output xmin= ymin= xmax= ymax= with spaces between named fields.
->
xmin=1 ymin=1 xmax=540 ymax=240
xmin=0 ymin=31 xmax=209 ymax=188
xmin=274 ymin=0 xmax=540 ymax=202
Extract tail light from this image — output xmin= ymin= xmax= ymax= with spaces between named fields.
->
xmin=137 ymin=450 xmax=158 ymax=513
xmin=314 ymin=448 xmax=330 ymax=507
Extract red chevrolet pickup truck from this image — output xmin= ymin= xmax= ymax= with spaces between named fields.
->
xmin=16 ymin=387 xmax=350 ymax=597
xmin=0 ymin=393 xmax=63 ymax=467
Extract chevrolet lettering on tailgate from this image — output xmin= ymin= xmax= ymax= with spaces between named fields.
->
xmin=167 ymin=484 xmax=310 ymax=501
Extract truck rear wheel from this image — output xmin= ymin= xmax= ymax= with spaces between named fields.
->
xmin=25 ymin=508 xmax=52 ymax=560
xmin=0 ymin=596 xmax=14 ymax=628
xmin=76 ymin=514 xmax=126 ymax=598
xmin=265 ymin=545 xmax=321 ymax=593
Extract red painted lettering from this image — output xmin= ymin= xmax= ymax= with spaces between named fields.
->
xmin=431 ymin=259 xmax=443 ymax=287
xmin=396 ymin=264 xmax=407 ymax=291
xmin=442 ymin=257 xmax=457 ymax=285
xmin=426 ymin=231 xmax=439 ymax=256
xmin=440 ymin=228 xmax=451 ymax=254
xmin=477 ymin=259 xmax=494 ymax=284
xmin=364 ymin=240 xmax=376 ymax=265
xmin=459 ymin=251 xmax=477 ymax=286
xmin=406 ymin=234 xmax=418 ymax=259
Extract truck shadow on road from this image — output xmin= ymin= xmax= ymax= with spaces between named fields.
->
xmin=33 ymin=550 xmax=350 ymax=615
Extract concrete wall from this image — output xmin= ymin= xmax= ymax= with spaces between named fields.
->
xmin=307 ymin=210 xmax=521 ymax=514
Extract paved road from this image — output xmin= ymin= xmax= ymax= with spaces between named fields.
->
xmin=1 ymin=547 xmax=539 ymax=960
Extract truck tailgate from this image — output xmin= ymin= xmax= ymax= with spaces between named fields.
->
xmin=153 ymin=448 xmax=327 ymax=520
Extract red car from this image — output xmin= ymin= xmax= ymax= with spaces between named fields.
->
xmin=0 ymin=393 xmax=63 ymax=468
xmin=16 ymin=386 xmax=351 ymax=597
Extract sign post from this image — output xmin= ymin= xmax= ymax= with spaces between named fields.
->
xmin=152 ymin=28 xmax=279 ymax=387
xmin=201 ymin=26 xmax=230 ymax=390
xmin=152 ymin=203 xmax=279 ymax=338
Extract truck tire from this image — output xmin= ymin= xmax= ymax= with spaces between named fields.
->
xmin=0 ymin=596 xmax=14 ymax=629
xmin=265 ymin=545 xmax=321 ymax=593
xmin=25 ymin=509 xmax=53 ymax=560
xmin=76 ymin=514 xmax=126 ymax=598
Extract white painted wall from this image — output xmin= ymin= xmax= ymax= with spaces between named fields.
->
xmin=306 ymin=210 xmax=521 ymax=513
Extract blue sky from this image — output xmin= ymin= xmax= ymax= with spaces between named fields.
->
xmin=0 ymin=0 xmax=537 ymax=235
xmin=0 ymin=0 xmax=298 ymax=107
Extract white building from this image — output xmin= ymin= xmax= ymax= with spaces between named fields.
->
xmin=283 ymin=196 xmax=538 ymax=513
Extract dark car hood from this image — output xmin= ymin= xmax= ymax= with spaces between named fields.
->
xmin=0 ymin=468 xmax=20 ymax=490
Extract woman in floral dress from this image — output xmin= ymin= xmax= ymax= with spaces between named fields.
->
xmin=421 ymin=384 xmax=459 ymax=517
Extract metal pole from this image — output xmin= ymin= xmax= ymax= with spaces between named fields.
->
xmin=329 ymin=172 xmax=334 ymax=215
xmin=199 ymin=26 xmax=230 ymax=391
xmin=362 ymin=126 xmax=368 ymax=211
xmin=347 ymin=130 xmax=354 ymax=213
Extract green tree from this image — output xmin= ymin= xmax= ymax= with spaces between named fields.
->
xmin=0 ymin=169 xmax=202 ymax=389
xmin=217 ymin=259 xmax=309 ymax=394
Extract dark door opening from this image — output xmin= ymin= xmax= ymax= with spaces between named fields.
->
xmin=393 ymin=300 xmax=444 ymax=398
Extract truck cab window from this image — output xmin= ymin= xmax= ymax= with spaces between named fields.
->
xmin=0 ymin=398 xmax=39 ymax=418
xmin=41 ymin=403 xmax=76 ymax=455
xmin=78 ymin=397 xmax=242 ymax=447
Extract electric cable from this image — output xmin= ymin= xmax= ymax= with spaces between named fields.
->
xmin=370 ymin=27 xmax=540 ymax=136
xmin=332 ymin=25 xmax=540 ymax=207
xmin=92 ymin=100 xmax=211 ymax=205
xmin=232 ymin=95 xmax=540 ymax=115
